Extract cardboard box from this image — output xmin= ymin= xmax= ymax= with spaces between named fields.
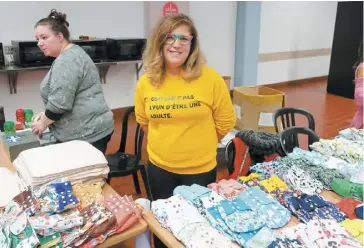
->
xmin=232 ymin=86 xmax=286 ymax=133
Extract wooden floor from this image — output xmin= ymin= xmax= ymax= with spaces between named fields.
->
xmin=107 ymin=78 xmax=357 ymax=247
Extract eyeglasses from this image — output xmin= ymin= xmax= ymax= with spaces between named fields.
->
xmin=165 ymin=34 xmax=193 ymax=46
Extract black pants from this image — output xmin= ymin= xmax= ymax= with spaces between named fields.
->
xmin=90 ymin=132 xmax=113 ymax=154
xmin=147 ymin=161 xmax=217 ymax=248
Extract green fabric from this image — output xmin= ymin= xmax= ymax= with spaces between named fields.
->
xmin=37 ymin=232 xmax=62 ymax=248
xmin=331 ymin=178 xmax=363 ymax=201
xmin=10 ymin=225 xmax=37 ymax=248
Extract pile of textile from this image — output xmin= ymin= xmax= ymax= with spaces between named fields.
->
xmin=0 ymin=177 xmax=142 ymax=248
xmin=13 ymin=140 xmax=110 ymax=189
xmin=0 ymin=168 xmax=24 ymax=208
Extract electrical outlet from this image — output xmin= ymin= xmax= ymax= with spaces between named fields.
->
xmin=3 ymin=46 xmax=14 ymax=55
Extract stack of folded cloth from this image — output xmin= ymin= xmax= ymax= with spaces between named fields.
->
xmin=0 ymin=168 xmax=26 ymax=208
xmin=12 ymin=140 xmax=110 ymax=189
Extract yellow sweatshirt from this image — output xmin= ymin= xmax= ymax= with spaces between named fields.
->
xmin=134 ymin=66 xmax=236 ymax=174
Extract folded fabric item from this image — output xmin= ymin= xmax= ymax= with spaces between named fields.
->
xmin=283 ymin=166 xmax=324 ymax=195
xmin=78 ymin=204 xmax=142 ymax=248
xmin=355 ymin=204 xmax=363 ymax=219
xmin=37 ymin=232 xmax=62 ymax=248
xmin=72 ymin=182 xmax=103 ymax=209
xmin=340 ymin=219 xmax=364 ymax=245
xmin=29 ymin=208 xmax=83 ymax=236
xmin=70 ymin=202 xmax=116 ymax=247
xmin=331 ymin=178 xmax=363 ymax=201
xmin=337 ymin=128 xmax=364 ymax=144
xmin=13 ymin=140 xmax=109 ymax=188
xmin=287 ymin=147 xmax=327 ymax=166
xmin=33 ymin=178 xmax=79 ymax=213
xmin=241 ymin=226 xmax=277 ymax=248
xmin=7 ymin=212 xmax=40 ymax=248
xmin=286 ymin=193 xmax=346 ymax=224
xmin=0 ymin=200 xmax=23 ymax=229
xmin=11 ymin=189 xmax=41 ymax=216
xmin=310 ymin=138 xmax=363 ymax=164
xmin=103 ymin=192 xmax=142 ymax=234
xmin=184 ymin=222 xmax=236 ymax=248
xmin=259 ymin=175 xmax=289 ymax=193
xmin=285 ymin=153 xmax=346 ymax=190
xmin=323 ymin=156 xmax=363 ymax=184
xmin=208 ymin=179 xmax=248 ymax=200
xmin=268 ymin=237 xmax=307 ymax=248
xmin=0 ymin=168 xmax=24 ymax=208
xmin=239 ymin=187 xmax=291 ymax=229
xmin=336 ymin=198 xmax=362 ymax=219
xmin=217 ymin=198 xmax=266 ymax=233
xmin=240 ymin=173 xmax=263 ymax=183
xmin=239 ymin=174 xmax=263 ymax=188
xmin=282 ymin=219 xmax=362 ymax=248
xmin=152 ymin=194 xmax=235 ymax=247
xmin=250 ymin=160 xmax=290 ymax=180
xmin=198 ymin=192 xmax=237 ymax=241
xmin=173 ymin=184 xmax=211 ymax=204
xmin=61 ymin=227 xmax=84 ymax=247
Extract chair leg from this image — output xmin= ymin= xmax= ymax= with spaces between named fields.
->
xmin=139 ymin=164 xmax=153 ymax=201
xmin=133 ymin=172 xmax=141 ymax=194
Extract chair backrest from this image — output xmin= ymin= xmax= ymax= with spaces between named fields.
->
xmin=119 ymin=106 xmax=144 ymax=161
xmin=273 ymin=107 xmax=315 ymax=133
xmin=279 ymin=126 xmax=320 ymax=155
xmin=224 ymin=139 xmax=235 ymax=175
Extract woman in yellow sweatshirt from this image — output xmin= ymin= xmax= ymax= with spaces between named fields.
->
xmin=134 ymin=14 xmax=236 ymax=202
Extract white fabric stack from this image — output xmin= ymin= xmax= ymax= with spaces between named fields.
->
xmin=0 ymin=168 xmax=24 ymax=207
xmin=13 ymin=140 xmax=110 ymax=189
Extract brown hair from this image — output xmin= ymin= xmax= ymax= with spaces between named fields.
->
xmin=35 ymin=9 xmax=70 ymax=41
xmin=142 ymin=14 xmax=205 ymax=87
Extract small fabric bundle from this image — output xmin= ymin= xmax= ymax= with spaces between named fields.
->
xmin=34 ymin=178 xmax=79 ymax=213
xmin=72 ymin=182 xmax=103 ymax=209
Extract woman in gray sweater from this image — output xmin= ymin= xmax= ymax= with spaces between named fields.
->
xmin=31 ymin=9 xmax=114 ymax=154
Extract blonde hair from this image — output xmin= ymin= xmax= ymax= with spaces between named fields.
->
xmin=142 ymin=14 xmax=205 ymax=87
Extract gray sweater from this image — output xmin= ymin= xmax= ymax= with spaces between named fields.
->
xmin=40 ymin=45 xmax=114 ymax=143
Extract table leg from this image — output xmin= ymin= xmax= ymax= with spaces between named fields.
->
xmin=97 ymin=65 xmax=110 ymax=84
xmin=136 ymin=63 xmax=143 ymax=80
xmin=7 ymin=71 xmax=18 ymax=94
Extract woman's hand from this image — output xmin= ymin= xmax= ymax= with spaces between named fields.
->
xmin=31 ymin=117 xmax=48 ymax=136
xmin=31 ymin=113 xmax=54 ymax=136
xmin=31 ymin=112 xmax=44 ymax=123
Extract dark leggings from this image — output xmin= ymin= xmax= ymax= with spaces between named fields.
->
xmin=55 ymin=132 xmax=113 ymax=155
xmin=90 ymin=132 xmax=113 ymax=154
xmin=147 ymin=161 xmax=217 ymax=248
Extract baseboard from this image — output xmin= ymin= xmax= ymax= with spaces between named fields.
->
xmin=267 ymin=76 xmax=328 ymax=88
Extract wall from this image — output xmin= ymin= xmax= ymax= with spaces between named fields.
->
xmin=190 ymin=1 xmax=237 ymax=88
xmin=0 ymin=1 xmax=237 ymax=121
xmin=0 ymin=1 xmax=144 ymax=121
xmin=257 ymin=1 xmax=338 ymax=85
xmin=234 ymin=2 xmax=261 ymax=86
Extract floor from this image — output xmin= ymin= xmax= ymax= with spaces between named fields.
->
xmin=106 ymin=78 xmax=357 ymax=247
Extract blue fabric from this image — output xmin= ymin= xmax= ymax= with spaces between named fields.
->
xmin=355 ymin=204 xmax=364 ymax=219
xmin=287 ymin=193 xmax=347 ymax=223
xmin=217 ymin=198 xmax=265 ymax=233
xmin=239 ymin=187 xmax=291 ymax=229
xmin=268 ymin=237 xmax=305 ymax=248
xmin=208 ymin=204 xmax=274 ymax=247
xmin=51 ymin=179 xmax=79 ymax=212
xmin=173 ymin=184 xmax=211 ymax=204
